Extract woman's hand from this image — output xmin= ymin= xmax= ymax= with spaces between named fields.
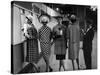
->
xmin=24 ymin=33 xmax=30 ymax=39
xmin=51 ymin=39 xmax=54 ymax=46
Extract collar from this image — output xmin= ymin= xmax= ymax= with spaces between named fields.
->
xmin=86 ymin=25 xmax=92 ymax=32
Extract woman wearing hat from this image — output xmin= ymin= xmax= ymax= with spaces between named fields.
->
xmin=38 ymin=14 xmax=53 ymax=72
xmin=67 ymin=15 xmax=80 ymax=70
xmin=23 ymin=15 xmax=39 ymax=68
xmin=53 ymin=17 xmax=67 ymax=71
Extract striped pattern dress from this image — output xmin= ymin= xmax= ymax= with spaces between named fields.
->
xmin=38 ymin=26 xmax=52 ymax=60
xmin=26 ymin=26 xmax=39 ymax=63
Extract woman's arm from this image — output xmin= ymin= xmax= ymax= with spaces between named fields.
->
xmin=51 ymin=28 xmax=56 ymax=45
xmin=23 ymin=24 xmax=30 ymax=38
xmin=38 ymin=29 xmax=41 ymax=41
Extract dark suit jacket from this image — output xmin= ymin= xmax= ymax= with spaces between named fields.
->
xmin=83 ymin=28 xmax=94 ymax=50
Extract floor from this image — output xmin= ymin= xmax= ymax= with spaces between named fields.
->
xmin=36 ymin=32 xmax=97 ymax=72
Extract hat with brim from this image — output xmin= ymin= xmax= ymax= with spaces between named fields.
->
xmin=38 ymin=14 xmax=51 ymax=23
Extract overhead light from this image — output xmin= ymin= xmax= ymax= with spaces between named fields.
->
xmin=67 ymin=14 xmax=70 ymax=16
xmin=56 ymin=8 xmax=59 ymax=11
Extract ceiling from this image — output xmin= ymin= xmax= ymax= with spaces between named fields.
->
xmin=44 ymin=3 xmax=90 ymax=14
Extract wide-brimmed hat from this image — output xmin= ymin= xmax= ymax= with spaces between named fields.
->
xmin=38 ymin=14 xmax=51 ymax=23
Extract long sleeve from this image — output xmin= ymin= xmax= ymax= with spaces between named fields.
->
xmin=65 ymin=27 xmax=68 ymax=39
xmin=52 ymin=27 xmax=56 ymax=40
xmin=67 ymin=25 xmax=70 ymax=39
xmin=49 ymin=28 xmax=53 ymax=42
xmin=64 ymin=27 xmax=68 ymax=49
xmin=23 ymin=24 xmax=30 ymax=38
xmin=38 ymin=29 xmax=41 ymax=41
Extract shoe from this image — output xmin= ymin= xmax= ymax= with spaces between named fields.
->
xmin=49 ymin=68 xmax=53 ymax=72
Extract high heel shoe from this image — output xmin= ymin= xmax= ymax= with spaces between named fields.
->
xmin=49 ymin=67 xmax=53 ymax=72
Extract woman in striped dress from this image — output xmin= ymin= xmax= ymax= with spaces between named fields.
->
xmin=24 ymin=16 xmax=39 ymax=64
xmin=38 ymin=14 xmax=53 ymax=72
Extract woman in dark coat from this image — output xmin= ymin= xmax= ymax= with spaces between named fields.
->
xmin=53 ymin=18 xmax=67 ymax=71
xmin=82 ymin=20 xmax=95 ymax=69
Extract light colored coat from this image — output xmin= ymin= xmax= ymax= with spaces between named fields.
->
xmin=68 ymin=21 xmax=80 ymax=60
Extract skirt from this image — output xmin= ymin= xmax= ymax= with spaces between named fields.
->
xmin=56 ymin=55 xmax=66 ymax=60
xmin=54 ymin=38 xmax=66 ymax=55
xmin=26 ymin=39 xmax=39 ymax=63
xmin=40 ymin=42 xmax=51 ymax=60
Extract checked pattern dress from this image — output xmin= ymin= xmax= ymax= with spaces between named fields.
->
xmin=26 ymin=26 xmax=39 ymax=63
xmin=38 ymin=26 xmax=52 ymax=60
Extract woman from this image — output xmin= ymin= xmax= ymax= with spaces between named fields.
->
xmin=53 ymin=17 xmax=67 ymax=71
xmin=82 ymin=20 xmax=95 ymax=69
xmin=38 ymin=14 xmax=53 ymax=72
xmin=24 ymin=16 xmax=39 ymax=66
xmin=67 ymin=15 xmax=80 ymax=70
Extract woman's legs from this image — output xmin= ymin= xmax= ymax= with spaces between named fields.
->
xmin=59 ymin=60 xmax=65 ymax=71
xmin=72 ymin=60 xmax=75 ymax=70
xmin=76 ymin=58 xmax=80 ymax=70
xmin=49 ymin=65 xmax=53 ymax=72
xmin=61 ymin=60 xmax=66 ymax=71
xmin=59 ymin=60 xmax=62 ymax=71
xmin=43 ymin=56 xmax=53 ymax=72
xmin=43 ymin=57 xmax=49 ymax=72
xmin=71 ymin=59 xmax=79 ymax=70
xmin=83 ymin=49 xmax=92 ymax=69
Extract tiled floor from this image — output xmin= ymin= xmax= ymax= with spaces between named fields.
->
xmin=37 ymin=32 xmax=97 ymax=72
